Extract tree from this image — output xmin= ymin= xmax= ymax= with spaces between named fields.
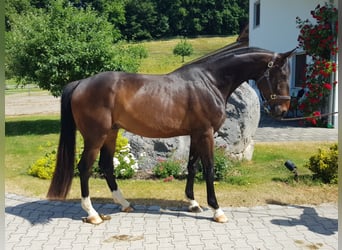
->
xmin=173 ymin=39 xmax=194 ymax=62
xmin=5 ymin=0 xmax=143 ymax=97
xmin=5 ymin=0 xmax=32 ymax=31
xmin=6 ymin=0 xmax=249 ymax=42
xmin=69 ymin=0 xmax=127 ymax=29
xmin=122 ymin=0 xmax=159 ymax=40
xmin=155 ymin=0 xmax=248 ymax=37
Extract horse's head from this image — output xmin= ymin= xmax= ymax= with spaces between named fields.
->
xmin=256 ymin=49 xmax=296 ymax=118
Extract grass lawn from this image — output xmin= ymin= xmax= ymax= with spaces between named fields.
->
xmin=5 ymin=115 xmax=337 ymax=208
xmin=138 ymin=36 xmax=237 ymax=74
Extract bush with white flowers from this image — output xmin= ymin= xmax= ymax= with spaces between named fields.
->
xmin=113 ymin=144 xmax=139 ymax=179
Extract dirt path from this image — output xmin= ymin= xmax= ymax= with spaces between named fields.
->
xmin=5 ymin=92 xmax=60 ymax=116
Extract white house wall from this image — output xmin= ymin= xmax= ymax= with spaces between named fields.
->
xmin=249 ymin=0 xmax=338 ymax=52
xmin=249 ymin=0 xmax=338 ymax=126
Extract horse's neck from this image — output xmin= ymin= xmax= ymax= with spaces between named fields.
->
xmin=211 ymin=52 xmax=273 ymax=100
xmin=231 ymin=53 xmax=272 ymax=80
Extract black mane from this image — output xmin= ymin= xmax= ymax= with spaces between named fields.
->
xmin=183 ymin=46 xmax=274 ymax=67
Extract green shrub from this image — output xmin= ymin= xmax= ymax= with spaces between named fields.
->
xmin=304 ymin=143 xmax=338 ymax=184
xmin=115 ymin=130 xmax=129 ymax=152
xmin=28 ymin=141 xmax=81 ymax=179
xmin=173 ymin=38 xmax=194 ymax=62
xmin=28 ymin=150 xmax=57 ymax=179
xmin=153 ymin=159 xmax=183 ymax=179
xmin=196 ymin=147 xmax=233 ymax=181
xmin=213 ymin=147 xmax=232 ymax=180
xmin=5 ymin=0 xmax=142 ymax=97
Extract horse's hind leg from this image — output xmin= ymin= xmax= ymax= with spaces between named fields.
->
xmin=185 ymin=140 xmax=202 ymax=213
xmin=78 ymin=140 xmax=104 ymax=225
xmin=99 ymin=130 xmax=133 ymax=212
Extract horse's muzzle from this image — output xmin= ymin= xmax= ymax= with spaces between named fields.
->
xmin=272 ymin=104 xmax=289 ymax=118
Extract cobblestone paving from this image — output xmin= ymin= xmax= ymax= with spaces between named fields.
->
xmin=5 ymin=193 xmax=337 ymax=250
xmin=254 ymin=113 xmax=338 ymax=142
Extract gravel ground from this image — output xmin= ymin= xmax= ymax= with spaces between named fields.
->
xmin=5 ymin=92 xmax=60 ymax=116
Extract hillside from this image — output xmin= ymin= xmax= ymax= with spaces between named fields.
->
xmin=138 ymin=36 xmax=237 ymax=74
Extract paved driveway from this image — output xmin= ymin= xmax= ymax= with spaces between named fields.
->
xmin=5 ymin=193 xmax=337 ymax=250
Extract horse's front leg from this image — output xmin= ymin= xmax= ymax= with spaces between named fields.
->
xmin=185 ymin=141 xmax=202 ymax=213
xmin=197 ymin=129 xmax=228 ymax=223
xmin=99 ymin=131 xmax=133 ymax=213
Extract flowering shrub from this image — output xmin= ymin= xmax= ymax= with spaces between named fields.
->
xmin=296 ymin=3 xmax=338 ymax=126
xmin=29 ymin=139 xmax=82 ymax=178
xmin=29 ymin=130 xmax=138 ymax=179
xmin=114 ymin=144 xmax=138 ymax=179
xmin=304 ymin=143 xmax=338 ymax=184
xmin=28 ymin=150 xmax=57 ymax=179
xmin=112 ymin=130 xmax=138 ymax=179
xmin=297 ymin=4 xmax=338 ymax=59
xmin=297 ymin=59 xmax=338 ymax=126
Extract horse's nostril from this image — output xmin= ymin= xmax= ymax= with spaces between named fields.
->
xmin=272 ymin=105 xmax=288 ymax=118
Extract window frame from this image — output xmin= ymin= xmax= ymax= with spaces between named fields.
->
xmin=254 ymin=1 xmax=261 ymax=28
xmin=293 ymin=53 xmax=307 ymax=88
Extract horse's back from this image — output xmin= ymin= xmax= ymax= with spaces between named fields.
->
xmin=69 ymin=70 xmax=226 ymax=138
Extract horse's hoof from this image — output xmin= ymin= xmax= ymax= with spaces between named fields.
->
xmin=99 ymin=213 xmax=111 ymax=221
xmin=188 ymin=205 xmax=203 ymax=213
xmin=214 ymin=214 xmax=228 ymax=223
xmin=122 ymin=206 xmax=134 ymax=212
xmin=82 ymin=215 xmax=104 ymax=225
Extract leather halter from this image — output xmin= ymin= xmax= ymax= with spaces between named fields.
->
xmin=256 ymin=60 xmax=291 ymax=113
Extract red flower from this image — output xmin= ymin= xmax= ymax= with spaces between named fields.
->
xmin=296 ymin=3 xmax=337 ymax=127
xmin=309 ymin=98 xmax=319 ymax=104
xmin=313 ymin=111 xmax=321 ymax=117
xmin=306 ymin=117 xmax=317 ymax=126
xmin=298 ymin=103 xmax=306 ymax=110
xmin=323 ymin=83 xmax=332 ymax=90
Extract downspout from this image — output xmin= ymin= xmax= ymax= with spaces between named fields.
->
xmin=327 ymin=0 xmax=338 ymax=127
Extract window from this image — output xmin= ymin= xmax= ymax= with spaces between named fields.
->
xmin=254 ymin=1 xmax=260 ymax=28
xmin=294 ymin=54 xmax=307 ymax=88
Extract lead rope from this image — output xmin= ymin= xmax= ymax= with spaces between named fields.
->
xmin=279 ymin=111 xmax=338 ymax=121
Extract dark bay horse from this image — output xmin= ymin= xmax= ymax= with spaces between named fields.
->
xmin=47 ymin=46 xmax=294 ymax=224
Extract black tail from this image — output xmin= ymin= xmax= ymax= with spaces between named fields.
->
xmin=47 ymin=81 xmax=79 ymax=200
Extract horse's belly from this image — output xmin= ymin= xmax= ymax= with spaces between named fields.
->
xmin=117 ymin=114 xmax=189 ymax=138
xmin=112 ymin=88 xmax=190 ymax=137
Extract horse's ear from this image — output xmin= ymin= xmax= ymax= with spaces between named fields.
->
xmin=281 ymin=48 xmax=297 ymax=58
xmin=276 ymin=48 xmax=296 ymax=67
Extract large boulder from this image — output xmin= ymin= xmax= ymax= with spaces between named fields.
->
xmin=123 ymin=82 xmax=260 ymax=170
xmin=214 ymin=82 xmax=260 ymax=160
